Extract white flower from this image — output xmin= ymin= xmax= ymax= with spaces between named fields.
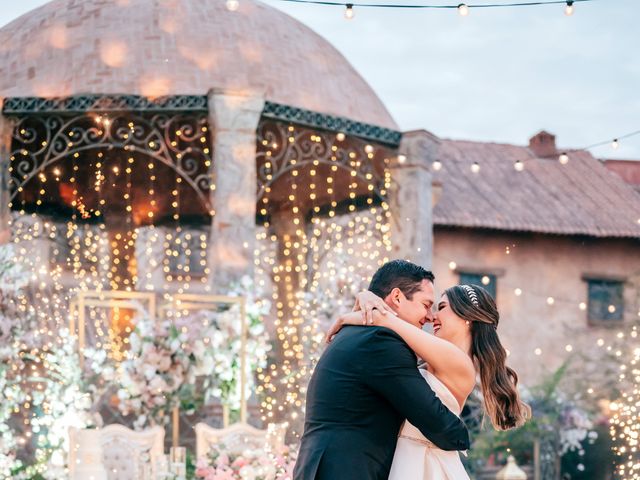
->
xmin=239 ymin=465 xmax=257 ymax=480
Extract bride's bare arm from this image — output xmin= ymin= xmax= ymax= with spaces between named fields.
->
xmin=327 ymin=310 xmax=475 ymax=397
xmin=375 ymin=312 xmax=475 ymax=392
xmin=325 ymin=311 xmax=366 ymax=343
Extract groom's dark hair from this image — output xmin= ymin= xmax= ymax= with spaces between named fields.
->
xmin=368 ymin=259 xmax=434 ymax=300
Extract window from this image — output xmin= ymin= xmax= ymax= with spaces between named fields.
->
xmin=50 ymin=223 xmax=104 ymax=271
xmin=166 ymin=228 xmax=209 ymax=277
xmin=587 ymin=279 xmax=623 ymax=323
xmin=458 ymin=272 xmax=497 ymax=299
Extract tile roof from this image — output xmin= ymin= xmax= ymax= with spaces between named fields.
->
xmin=604 ymin=159 xmax=640 ymax=186
xmin=431 ymin=139 xmax=640 ymax=238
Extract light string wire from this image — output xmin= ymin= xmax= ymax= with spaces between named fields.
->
xmin=432 ymin=127 xmax=640 ymax=174
xmin=275 ymin=0 xmax=595 ymax=9
xmin=582 ymin=129 xmax=640 ymax=151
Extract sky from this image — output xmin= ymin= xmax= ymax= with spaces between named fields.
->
xmin=1 ymin=0 xmax=638 ymax=159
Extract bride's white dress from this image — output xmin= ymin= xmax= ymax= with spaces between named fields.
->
xmin=388 ymin=367 xmax=470 ymax=480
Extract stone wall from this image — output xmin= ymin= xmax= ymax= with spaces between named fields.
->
xmin=433 ymin=226 xmax=640 ymax=386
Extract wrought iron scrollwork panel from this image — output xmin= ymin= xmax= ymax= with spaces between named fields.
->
xmin=9 ymin=112 xmax=213 ymax=210
xmin=256 ymin=119 xmax=391 ymax=201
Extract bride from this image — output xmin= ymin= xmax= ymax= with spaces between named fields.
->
xmin=326 ymin=283 xmax=530 ymax=479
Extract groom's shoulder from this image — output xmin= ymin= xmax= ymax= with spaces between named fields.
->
xmin=333 ymin=325 xmax=408 ymax=349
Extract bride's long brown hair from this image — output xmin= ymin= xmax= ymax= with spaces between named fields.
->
xmin=444 ymin=284 xmax=531 ymax=430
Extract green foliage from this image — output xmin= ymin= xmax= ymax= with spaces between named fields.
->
xmin=466 ymin=360 xmax=597 ymax=474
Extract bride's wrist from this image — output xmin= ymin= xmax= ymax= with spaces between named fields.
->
xmin=377 ymin=311 xmax=395 ymax=328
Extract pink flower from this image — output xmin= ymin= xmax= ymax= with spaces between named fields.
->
xmin=231 ymin=455 xmax=248 ymax=469
xmin=195 ymin=465 xmax=214 ymax=477
xmin=217 ymin=453 xmax=229 ymax=466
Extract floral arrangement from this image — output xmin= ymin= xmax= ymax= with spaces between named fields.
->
xmin=115 ymin=310 xmax=195 ymax=428
xmin=195 ymin=443 xmax=297 ymax=480
xmin=198 ymin=276 xmax=271 ymax=415
xmin=0 ymin=341 xmax=25 ymax=478
xmin=0 ymin=243 xmax=30 ymax=293
xmin=0 ymin=330 xmax=100 ymax=480
xmin=0 ymin=241 xmax=107 ymax=479
xmin=115 ymin=275 xmax=271 ymax=428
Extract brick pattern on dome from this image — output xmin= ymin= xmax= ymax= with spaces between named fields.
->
xmin=0 ymin=0 xmax=397 ymax=130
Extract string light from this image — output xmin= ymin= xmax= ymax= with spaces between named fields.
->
xmin=457 ymin=3 xmax=469 ymax=16
xmin=564 ymin=0 xmax=575 ymax=15
xmin=471 ymin=161 xmax=480 ymax=173
xmin=558 ymin=152 xmax=569 ymax=165
xmin=226 ymin=0 xmax=239 ymax=11
xmin=344 ymin=3 xmax=355 ymax=19
xmin=276 ymin=0 xmax=599 ymax=15
xmin=433 ymin=128 xmax=640 ymax=174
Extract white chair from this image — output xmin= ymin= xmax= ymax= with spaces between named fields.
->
xmin=69 ymin=424 xmax=165 ymax=480
xmin=195 ymin=421 xmax=287 ymax=459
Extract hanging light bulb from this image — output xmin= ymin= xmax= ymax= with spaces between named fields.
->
xmin=612 ymin=138 xmax=619 ymax=150
xmin=432 ymin=160 xmax=442 ymax=171
xmin=558 ymin=152 xmax=569 ymax=165
xmin=564 ymin=1 xmax=574 ymax=16
xmin=457 ymin=3 xmax=469 ymax=16
xmin=344 ymin=3 xmax=355 ymax=20
xmin=397 ymin=154 xmax=407 ymax=164
xmin=226 ymin=0 xmax=239 ymax=11
xmin=471 ymin=161 xmax=480 ymax=173
xmin=514 ymin=159 xmax=524 ymax=172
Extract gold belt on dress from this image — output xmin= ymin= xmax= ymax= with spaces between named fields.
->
xmin=398 ymin=435 xmax=468 ymax=457
xmin=397 ymin=435 xmax=436 ymax=448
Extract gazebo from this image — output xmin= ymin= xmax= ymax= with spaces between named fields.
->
xmin=0 ymin=0 xmax=434 ymax=437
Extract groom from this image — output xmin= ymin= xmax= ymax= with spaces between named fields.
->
xmin=293 ymin=260 xmax=470 ymax=479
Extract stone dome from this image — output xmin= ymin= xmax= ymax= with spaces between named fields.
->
xmin=0 ymin=0 xmax=397 ymax=129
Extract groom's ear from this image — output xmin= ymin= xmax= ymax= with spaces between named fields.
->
xmin=388 ymin=287 xmax=404 ymax=307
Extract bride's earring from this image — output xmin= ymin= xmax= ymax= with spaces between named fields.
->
xmin=466 ymin=320 xmax=470 ymax=327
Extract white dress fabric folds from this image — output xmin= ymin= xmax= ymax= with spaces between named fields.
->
xmin=388 ymin=368 xmax=470 ymax=480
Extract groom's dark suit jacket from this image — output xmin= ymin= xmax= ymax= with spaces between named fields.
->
xmin=293 ymin=325 xmax=470 ymax=480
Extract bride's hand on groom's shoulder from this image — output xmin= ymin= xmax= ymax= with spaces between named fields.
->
xmin=325 ymin=311 xmax=366 ymax=344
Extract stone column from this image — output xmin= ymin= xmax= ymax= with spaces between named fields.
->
xmin=207 ymin=89 xmax=264 ymax=292
xmin=0 ymin=105 xmax=15 ymax=243
xmin=388 ymin=130 xmax=439 ymax=269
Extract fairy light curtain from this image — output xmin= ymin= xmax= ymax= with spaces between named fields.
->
xmin=254 ymin=118 xmax=394 ymax=435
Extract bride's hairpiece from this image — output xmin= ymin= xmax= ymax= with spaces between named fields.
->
xmin=460 ymin=284 xmax=479 ymax=307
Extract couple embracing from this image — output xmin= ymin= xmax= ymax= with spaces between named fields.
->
xmin=293 ymin=260 xmax=530 ymax=480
